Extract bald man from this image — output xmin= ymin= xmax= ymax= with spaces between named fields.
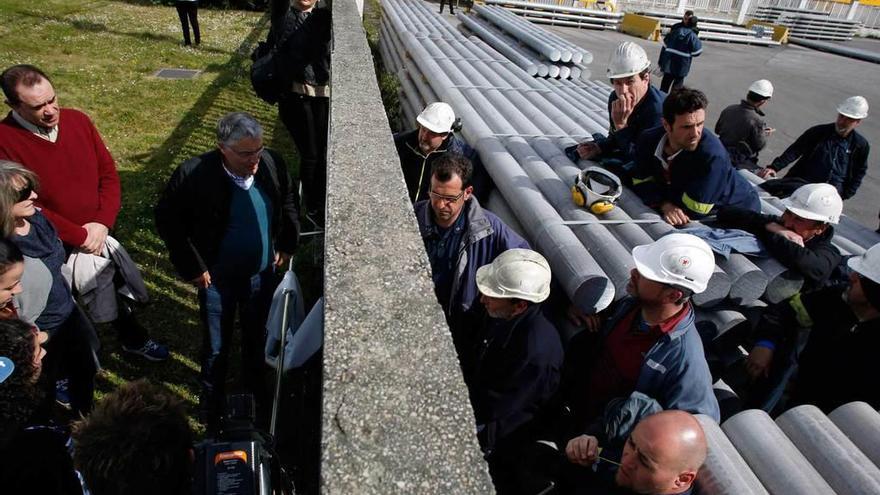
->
xmin=565 ymin=410 xmax=707 ymax=495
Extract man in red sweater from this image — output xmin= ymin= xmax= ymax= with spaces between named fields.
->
xmin=0 ymin=64 xmax=168 ymax=361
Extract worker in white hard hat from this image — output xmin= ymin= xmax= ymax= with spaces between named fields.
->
xmin=541 ymin=233 xmax=718 ymax=491
xmin=415 ymin=154 xmax=529 ymax=363
xmin=568 ymin=42 xmax=665 ymax=173
xmin=758 ymin=96 xmax=870 ymax=200
xmin=394 ymin=101 xmax=490 ymax=204
xmin=742 ymin=242 xmax=880 ymax=414
xmin=717 ymin=182 xmax=842 ymax=288
xmin=470 ymin=249 xmax=563 ymax=491
xmin=714 ymin=79 xmax=774 ymax=170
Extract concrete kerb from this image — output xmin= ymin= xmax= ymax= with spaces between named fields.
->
xmin=322 ymin=0 xmax=494 ymax=492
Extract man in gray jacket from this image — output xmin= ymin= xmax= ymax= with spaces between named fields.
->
xmin=714 ymin=79 xmax=774 ymax=170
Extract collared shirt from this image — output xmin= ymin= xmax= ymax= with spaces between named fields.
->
xmin=424 ymin=210 xmax=467 ymax=311
xmin=12 ymin=111 xmax=58 ymax=142
xmin=222 ymin=163 xmax=254 ymax=190
xmin=652 ymin=133 xmax=684 ymax=176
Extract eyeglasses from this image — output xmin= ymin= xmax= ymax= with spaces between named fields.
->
xmin=16 ymin=182 xmax=33 ymax=203
xmin=428 ymin=190 xmax=465 ymax=204
xmin=226 ymin=146 xmax=264 ymax=159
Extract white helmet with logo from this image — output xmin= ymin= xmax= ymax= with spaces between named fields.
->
xmin=837 ymin=96 xmax=869 ymax=120
xmin=417 ymin=102 xmax=456 ymax=134
xmin=748 ymin=79 xmax=774 ymax=98
xmin=607 ymin=41 xmax=650 ymax=79
xmin=631 ymin=234 xmax=715 ymax=294
xmin=783 ymin=183 xmax=842 ymax=224
xmin=476 ymin=249 xmax=552 ymax=303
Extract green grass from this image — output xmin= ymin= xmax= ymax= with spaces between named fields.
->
xmin=0 ymin=0 xmax=322 ymax=434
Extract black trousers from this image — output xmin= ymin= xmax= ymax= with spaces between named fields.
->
xmin=660 ymin=73 xmax=684 ymax=93
xmin=278 ymin=93 xmax=330 ymax=219
xmin=39 ymin=308 xmax=98 ymax=418
xmin=439 ymin=0 xmax=455 ymax=13
xmin=175 ymin=1 xmax=201 ymax=45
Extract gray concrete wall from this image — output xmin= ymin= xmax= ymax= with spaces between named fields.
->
xmin=321 ymin=0 xmax=494 ymax=492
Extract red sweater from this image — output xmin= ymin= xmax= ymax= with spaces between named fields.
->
xmin=0 ymin=109 xmax=120 ymax=246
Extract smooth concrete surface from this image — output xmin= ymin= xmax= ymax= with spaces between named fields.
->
xmin=546 ymin=27 xmax=880 ymax=227
xmin=322 ymin=0 xmax=494 ymax=492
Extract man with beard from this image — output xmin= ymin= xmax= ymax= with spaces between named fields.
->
xmin=631 ymin=87 xmax=759 ymax=226
xmin=757 ymin=96 xmax=870 ymax=201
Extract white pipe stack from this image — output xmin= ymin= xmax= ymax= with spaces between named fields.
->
xmin=694 ymin=414 xmax=769 ymax=495
xmin=829 ymin=402 xmax=880 ymax=469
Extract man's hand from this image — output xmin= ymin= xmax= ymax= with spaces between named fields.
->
xmin=190 ymin=271 xmax=212 ymax=289
xmin=757 ymin=167 xmax=777 ymax=179
xmin=746 ymin=346 xmax=774 ymax=380
xmin=80 ymin=222 xmax=109 ymax=255
xmin=776 ymin=229 xmax=805 ymax=247
xmin=764 ymin=127 xmax=775 ymax=136
xmin=274 ymin=251 xmax=292 ymax=269
xmin=660 ymin=202 xmax=691 ymax=226
xmin=566 ymin=305 xmax=603 ymax=332
xmin=611 ymin=93 xmax=635 ymax=129
xmin=576 ymin=142 xmax=601 ymax=160
xmin=565 ymin=435 xmax=599 ymax=467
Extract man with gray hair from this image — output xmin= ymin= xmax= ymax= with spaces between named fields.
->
xmin=155 ymin=111 xmax=300 ymax=433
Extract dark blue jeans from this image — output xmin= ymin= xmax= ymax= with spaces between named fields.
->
xmin=198 ymin=268 xmax=279 ymax=425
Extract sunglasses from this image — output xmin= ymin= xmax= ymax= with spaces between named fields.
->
xmin=16 ymin=182 xmax=33 ymax=203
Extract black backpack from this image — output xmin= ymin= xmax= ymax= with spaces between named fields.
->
xmin=250 ymin=22 xmax=296 ymax=104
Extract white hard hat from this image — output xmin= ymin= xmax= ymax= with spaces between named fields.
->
xmin=748 ymin=79 xmax=774 ymax=98
xmin=848 ymin=244 xmax=880 ymax=285
xmin=837 ymin=96 xmax=869 ymax=120
xmin=417 ymin=102 xmax=456 ymax=134
xmin=631 ymin=234 xmax=715 ymax=294
xmin=607 ymin=41 xmax=650 ymax=79
xmin=783 ymin=183 xmax=842 ymax=224
xmin=476 ymin=249 xmax=552 ymax=303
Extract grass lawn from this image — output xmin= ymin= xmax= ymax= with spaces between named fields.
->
xmin=0 ymin=0 xmax=322 ymax=433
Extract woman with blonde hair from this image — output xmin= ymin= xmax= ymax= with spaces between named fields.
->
xmin=0 ymin=160 xmax=96 ymax=418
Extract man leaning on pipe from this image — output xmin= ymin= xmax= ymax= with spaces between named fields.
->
xmin=567 ymin=42 xmax=664 ymax=180
xmin=738 ymin=242 xmax=880 ymax=414
xmin=630 ymin=87 xmax=760 ymax=226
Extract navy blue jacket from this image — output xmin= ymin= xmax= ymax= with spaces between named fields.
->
xmin=770 ymin=123 xmax=870 ymax=200
xmin=599 ymin=85 xmax=666 ymax=161
xmin=632 ymin=126 xmax=760 ymax=217
xmin=415 ymin=198 xmax=529 ymax=351
xmin=471 ymin=304 xmax=563 ymax=454
xmin=658 ymin=25 xmax=702 ymax=78
xmin=394 ymin=129 xmax=489 ymax=204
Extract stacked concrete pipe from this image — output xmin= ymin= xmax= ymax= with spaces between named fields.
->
xmin=776 ymin=404 xmax=880 ymax=494
xmin=722 ymin=409 xmax=836 ymax=494
xmin=829 ymin=402 xmax=880 ymax=468
xmin=694 ymin=414 xmax=769 ymax=495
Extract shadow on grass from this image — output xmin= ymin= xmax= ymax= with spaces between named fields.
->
xmin=13 ymin=7 xmax=233 ymax=55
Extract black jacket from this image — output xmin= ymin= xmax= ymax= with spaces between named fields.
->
xmin=770 ymin=123 xmax=870 ymax=200
xmin=270 ymin=0 xmax=331 ymax=89
xmin=717 ymin=206 xmax=841 ymax=288
xmin=471 ymin=304 xmax=563 ymax=454
xmin=154 ymin=149 xmax=300 ymax=281
xmin=754 ymin=285 xmax=880 ymax=412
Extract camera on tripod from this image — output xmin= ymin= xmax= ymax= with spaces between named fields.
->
xmin=192 ymin=394 xmax=292 ymax=495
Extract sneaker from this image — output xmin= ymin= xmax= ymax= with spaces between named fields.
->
xmin=122 ymin=339 xmax=170 ymax=362
xmin=55 ymin=379 xmax=71 ymax=409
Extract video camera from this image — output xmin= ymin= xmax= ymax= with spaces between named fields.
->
xmin=192 ymin=394 xmax=293 ymax=495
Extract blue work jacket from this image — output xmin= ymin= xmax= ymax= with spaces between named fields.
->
xmin=601 ymin=298 xmax=720 ymax=421
xmin=632 ymin=126 xmax=760 ymax=217
xmin=598 ymin=85 xmax=666 ymax=161
xmin=658 ymin=25 xmax=702 ymax=78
